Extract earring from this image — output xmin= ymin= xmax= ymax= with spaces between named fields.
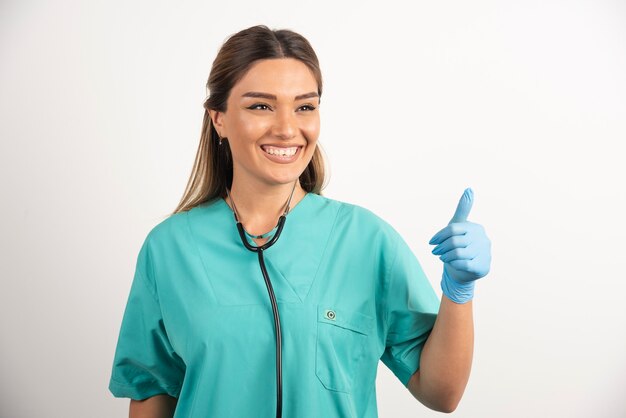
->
xmin=218 ymin=134 xmax=224 ymax=146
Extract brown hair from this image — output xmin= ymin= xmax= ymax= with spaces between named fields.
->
xmin=170 ymin=25 xmax=329 ymax=215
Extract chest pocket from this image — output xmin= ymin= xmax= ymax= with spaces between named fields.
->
xmin=315 ymin=305 xmax=374 ymax=393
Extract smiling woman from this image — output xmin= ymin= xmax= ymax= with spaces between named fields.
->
xmin=208 ymin=58 xmax=321 ymax=191
xmin=169 ymin=27 xmax=328 ymax=219
xmin=108 ymin=24 xmax=489 ymax=418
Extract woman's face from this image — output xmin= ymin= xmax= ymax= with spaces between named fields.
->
xmin=210 ymin=58 xmax=321 ymax=188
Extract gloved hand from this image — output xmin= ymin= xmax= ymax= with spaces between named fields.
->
xmin=428 ymin=188 xmax=491 ymax=303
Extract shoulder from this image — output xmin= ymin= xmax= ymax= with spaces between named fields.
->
xmin=146 ymin=211 xmax=188 ymax=245
xmin=141 ymin=199 xmax=220 ymax=252
xmin=314 ymin=193 xmax=402 ymax=248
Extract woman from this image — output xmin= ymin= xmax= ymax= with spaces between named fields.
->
xmin=108 ymin=25 xmax=491 ymax=418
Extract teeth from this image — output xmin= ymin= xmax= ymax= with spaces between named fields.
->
xmin=262 ymin=146 xmax=298 ymax=157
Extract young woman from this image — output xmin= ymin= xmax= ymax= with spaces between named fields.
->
xmin=109 ymin=25 xmax=492 ymax=418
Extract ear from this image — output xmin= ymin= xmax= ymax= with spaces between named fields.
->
xmin=208 ymin=109 xmax=226 ymax=137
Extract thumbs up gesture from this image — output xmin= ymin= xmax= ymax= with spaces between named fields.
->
xmin=429 ymin=188 xmax=492 ymax=303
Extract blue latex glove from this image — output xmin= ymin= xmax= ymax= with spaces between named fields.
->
xmin=428 ymin=188 xmax=492 ymax=303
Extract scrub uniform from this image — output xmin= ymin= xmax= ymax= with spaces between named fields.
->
xmin=109 ymin=192 xmax=440 ymax=417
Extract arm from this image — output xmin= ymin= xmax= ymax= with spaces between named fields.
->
xmin=109 ymin=235 xmax=186 ymax=414
xmin=411 ymin=187 xmax=490 ymax=412
xmin=130 ymin=394 xmax=178 ymax=418
xmin=407 ymin=295 xmax=473 ymax=413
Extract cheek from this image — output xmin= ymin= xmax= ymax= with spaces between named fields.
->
xmin=233 ymin=114 xmax=271 ymax=139
xmin=301 ymin=118 xmax=320 ymax=142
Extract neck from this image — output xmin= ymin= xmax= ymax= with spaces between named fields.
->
xmin=225 ymin=177 xmax=306 ymax=232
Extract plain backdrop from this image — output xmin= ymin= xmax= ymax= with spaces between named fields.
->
xmin=1 ymin=0 xmax=625 ymax=417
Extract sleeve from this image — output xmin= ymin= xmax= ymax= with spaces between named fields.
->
xmin=108 ymin=233 xmax=186 ymax=400
xmin=380 ymin=231 xmax=440 ymax=387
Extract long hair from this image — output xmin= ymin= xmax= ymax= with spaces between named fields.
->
xmin=170 ymin=25 xmax=329 ymax=215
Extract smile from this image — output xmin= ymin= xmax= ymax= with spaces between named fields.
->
xmin=259 ymin=145 xmax=303 ymax=164
xmin=261 ymin=145 xmax=299 ymax=156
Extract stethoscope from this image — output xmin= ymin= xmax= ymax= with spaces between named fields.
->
xmin=224 ymin=180 xmax=298 ymax=418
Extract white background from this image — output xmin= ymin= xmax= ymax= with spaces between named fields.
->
xmin=1 ymin=0 xmax=625 ymax=417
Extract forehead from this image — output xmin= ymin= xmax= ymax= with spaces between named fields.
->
xmin=231 ymin=58 xmax=318 ymax=98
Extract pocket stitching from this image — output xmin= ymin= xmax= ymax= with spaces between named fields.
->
xmin=315 ymin=305 xmax=373 ymax=393
xmin=317 ymin=306 xmax=374 ymax=335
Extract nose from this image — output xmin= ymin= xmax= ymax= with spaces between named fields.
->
xmin=271 ymin=108 xmax=297 ymax=139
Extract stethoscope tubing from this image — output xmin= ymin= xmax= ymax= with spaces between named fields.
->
xmin=235 ymin=215 xmax=287 ymax=418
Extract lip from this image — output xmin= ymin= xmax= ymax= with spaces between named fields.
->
xmin=259 ymin=144 xmax=303 ymax=164
xmin=260 ymin=143 xmax=305 ymax=149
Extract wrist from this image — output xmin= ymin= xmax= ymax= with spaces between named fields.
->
xmin=441 ymin=269 xmax=475 ymax=304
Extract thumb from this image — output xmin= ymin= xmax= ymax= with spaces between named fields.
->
xmin=449 ymin=187 xmax=474 ymax=224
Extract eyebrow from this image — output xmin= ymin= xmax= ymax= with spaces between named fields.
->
xmin=241 ymin=91 xmax=319 ymax=101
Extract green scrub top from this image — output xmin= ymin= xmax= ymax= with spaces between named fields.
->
xmin=109 ymin=192 xmax=440 ymax=417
